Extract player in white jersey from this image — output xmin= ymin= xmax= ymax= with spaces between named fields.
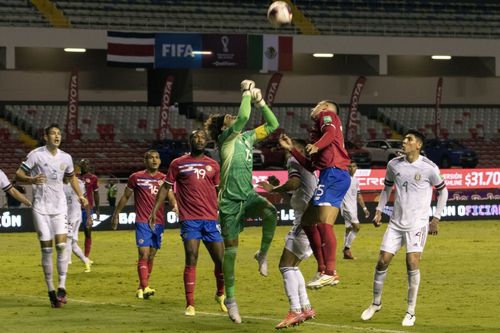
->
xmin=0 ymin=169 xmax=32 ymax=207
xmin=63 ymin=177 xmax=92 ymax=272
xmin=361 ymin=130 xmax=448 ymax=327
xmin=340 ymin=162 xmax=370 ymax=260
xmin=258 ymin=139 xmax=318 ymax=329
xmin=16 ymin=124 xmax=88 ymax=308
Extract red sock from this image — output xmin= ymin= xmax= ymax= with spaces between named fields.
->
xmin=137 ymin=259 xmax=149 ymax=289
xmin=317 ymin=223 xmax=337 ymax=276
xmin=184 ymin=266 xmax=196 ymax=307
xmin=148 ymin=259 xmax=154 ymax=278
xmin=303 ymin=225 xmax=326 ymax=273
xmin=84 ymin=237 xmax=92 ymax=257
xmin=214 ymin=266 xmax=224 ymax=296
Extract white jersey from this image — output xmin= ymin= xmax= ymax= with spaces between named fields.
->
xmin=21 ymin=146 xmax=74 ymax=215
xmin=0 ymin=169 xmax=13 ymax=192
xmin=341 ymin=175 xmax=360 ymax=214
xmin=379 ymin=155 xmax=445 ymax=231
xmin=287 ymin=156 xmax=318 ymax=223
xmin=64 ymin=179 xmax=85 ymax=222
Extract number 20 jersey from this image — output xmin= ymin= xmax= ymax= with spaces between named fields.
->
xmin=127 ymin=170 xmax=166 ymax=225
xmin=166 ymin=154 xmax=220 ymax=221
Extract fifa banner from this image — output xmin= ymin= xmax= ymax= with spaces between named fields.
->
xmin=252 ymin=168 xmax=500 ymax=191
xmin=157 ymin=75 xmax=174 ymax=140
xmin=1 ymin=199 xmax=499 ymax=234
xmin=107 ymin=31 xmax=292 ymax=70
xmin=66 ymin=70 xmax=79 ymax=142
xmin=345 ymin=76 xmax=366 ymax=143
xmin=435 ymin=77 xmax=443 ymax=138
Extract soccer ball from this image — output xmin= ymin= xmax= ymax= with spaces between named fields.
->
xmin=267 ymin=1 xmax=293 ymax=28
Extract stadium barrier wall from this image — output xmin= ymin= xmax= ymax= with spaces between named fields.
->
xmin=0 ymin=200 xmax=498 ymax=234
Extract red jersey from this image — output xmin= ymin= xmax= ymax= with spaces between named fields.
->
xmin=166 ymin=154 xmax=219 ymax=221
xmin=309 ymin=110 xmax=350 ymax=170
xmin=79 ymin=173 xmax=99 ymax=208
xmin=127 ymin=170 xmax=166 ymax=225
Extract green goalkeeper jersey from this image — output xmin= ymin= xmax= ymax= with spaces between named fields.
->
xmin=217 ymin=127 xmax=257 ymax=201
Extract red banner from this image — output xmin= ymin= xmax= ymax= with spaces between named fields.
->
xmin=345 ymin=76 xmax=366 ymax=143
xmin=264 ymin=72 xmax=283 ymax=107
xmin=66 ymin=71 xmax=79 ymax=142
xmin=158 ymin=75 xmax=174 ymax=140
xmin=435 ymin=77 xmax=443 ymax=138
xmin=252 ymin=168 xmax=500 ymax=192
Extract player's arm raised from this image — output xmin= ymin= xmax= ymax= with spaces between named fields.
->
xmin=149 ymin=182 xmax=171 ymax=230
xmin=252 ymin=88 xmax=279 ymax=142
xmin=111 ymin=187 xmax=133 ymax=230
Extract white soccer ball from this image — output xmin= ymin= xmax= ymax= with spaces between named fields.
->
xmin=267 ymin=1 xmax=293 ymax=28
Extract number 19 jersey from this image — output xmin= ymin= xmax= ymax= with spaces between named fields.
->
xmin=127 ymin=170 xmax=166 ymax=225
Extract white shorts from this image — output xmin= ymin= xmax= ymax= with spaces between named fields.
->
xmin=33 ymin=211 xmax=68 ymax=241
xmin=284 ymin=224 xmax=313 ymax=261
xmin=380 ymin=224 xmax=428 ymax=255
xmin=341 ymin=207 xmax=359 ymax=228
xmin=67 ymin=213 xmax=82 ymax=240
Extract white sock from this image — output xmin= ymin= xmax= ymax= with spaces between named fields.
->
xmin=407 ymin=269 xmax=420 ymax=315
xmin=72 ymin=239 xmax=89 ymax=264
xmin=345 ymin=229 xmax=358 ymax=249
xmin=56 ymin=243 xmax=68 ymax=289
xmin=41 ymin=247 xmax=54 ymax=291
xmin=373 ymin=268 xmax=388 ymax=305
xmin=280 ymin=267 xmax=301 ymax=312
xmin=65 ymin=237 xmax=73 ymax=263
xmin=294 ymin=268 xmax=311 ymax=310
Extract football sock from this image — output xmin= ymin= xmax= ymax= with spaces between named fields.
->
xmin=214 ymin=266 xmax=224 ymax=296
xmin=223 ymin=246 xmax=237 ymax=299
xmin=41 ymin=247 xmax=55 ymax=291
xmin=302 ymin=224 xmax=326 ymax=273
xmin=148 ymin=259 xmax=154 ymax=278
xmin=71 ymin=239 xmax=88 ymax=264
xmin=280 ymin=267 xmax=301 ymax=312
xmin=183 ymin=266 xmax=196 ymax=307
xmin=55 ymin=242 xmax=68 ymax=289
xmin=65 ymin=237 xmax=73 ymax=263
xmin=137 ymin=259 xmax=149 ymax=289
xmin=294 ymin=267 xmax=311 ymax=310
xmin=317 ymin=223 xmax=337 ymax=276
xmin=84 ymin=236 xmax=92 ymax=257
xmin=407 ymin=269 xmax=420 ymax=315
xmin=259 ymin=204 xmax=277 ymax=254
xmin=345 ymin=229 xmax=358 ymax=249
xmin=373 ymin=268 xmax=388 ymax=305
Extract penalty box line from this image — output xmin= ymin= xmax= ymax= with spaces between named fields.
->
xmin=9 ymin=293 xmax=413 ymax=333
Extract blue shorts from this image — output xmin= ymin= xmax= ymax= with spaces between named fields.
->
xmin=81 ymin=208 xmax=94 ymax=229
xmin=312 ymin=167 xmax=351 ymax=208
xmin=135 ymin=222 xmax=164 ymax=249
xmin=180 ymin=220 xmax=223 ymax=242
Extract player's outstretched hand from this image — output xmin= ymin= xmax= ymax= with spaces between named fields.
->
xmin=258 ymin=181 xmax=274 ymax=192
xmin=250 ymin=88 xmax=266 ymax=108
xmin=428 ymin=217 xmax=439 ymax=235
xmin=373 ymin=210 xmax=382 ymax=227
xmin=241 ymin=80 xmax=255 ymax=94
xmin=305 ymin=144 xmax=319 ymax=156
xmin=267 ymin=175 xmax=280 ymax=186
xmin=279 ymin=134 xmax=293 ymax=151
xmin=363 ymin=207 xmax=370 ymax=219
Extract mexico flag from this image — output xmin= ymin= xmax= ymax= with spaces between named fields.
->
xmin=248 ymin=35 xmax=293 ymax=72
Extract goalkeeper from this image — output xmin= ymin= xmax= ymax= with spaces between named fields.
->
xmin=204 ymin=80 xmax=279 ymax=324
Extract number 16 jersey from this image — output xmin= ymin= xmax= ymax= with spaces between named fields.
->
xmin=127 ymin=170 xmax=166 ymax=225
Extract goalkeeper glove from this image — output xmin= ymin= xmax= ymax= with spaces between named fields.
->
xmin=240 ymin=80 xmax=255 ymax=96
xmin=250 ymin=88 xmax=266 ymax=108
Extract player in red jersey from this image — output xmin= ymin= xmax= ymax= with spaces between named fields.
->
xmin=111 ymin=150 xmax=166 ymax=299
xmin=78 ymin=159 xmax=100 ymax=259
xmin=149 ymin=130 xmax=226 ymax=316
xmin=279 ymin=100 xmax=351 ymax=289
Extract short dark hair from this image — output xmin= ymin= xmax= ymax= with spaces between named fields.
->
xmin=44 ymin=123 xmax=61 ymax=135
xmin=189 ymin=129 xmax=206 ymax=141
xmin=292 ymin=138 xmax=307 ymax=149
xmin=405 ymin=129 xmax=426 ymax=145
xmin=204 ymin=114 xmax=226 ymax=141
xmin=319 ymin=100 xmax=341 ymax=116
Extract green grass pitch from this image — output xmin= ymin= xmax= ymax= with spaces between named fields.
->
xmin=1 ymin=220 xmax=499 ymax=333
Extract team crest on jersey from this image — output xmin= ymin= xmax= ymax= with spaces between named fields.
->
xmin=414 ymin=173 xmax=421 ymax=181
xmin=206 ymin=165 xmax=213 ymax=172
xmin=60 ymin=163 xmax=66 ymax=171
xmin=322 ymin=115 xmax=332 ymax=124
